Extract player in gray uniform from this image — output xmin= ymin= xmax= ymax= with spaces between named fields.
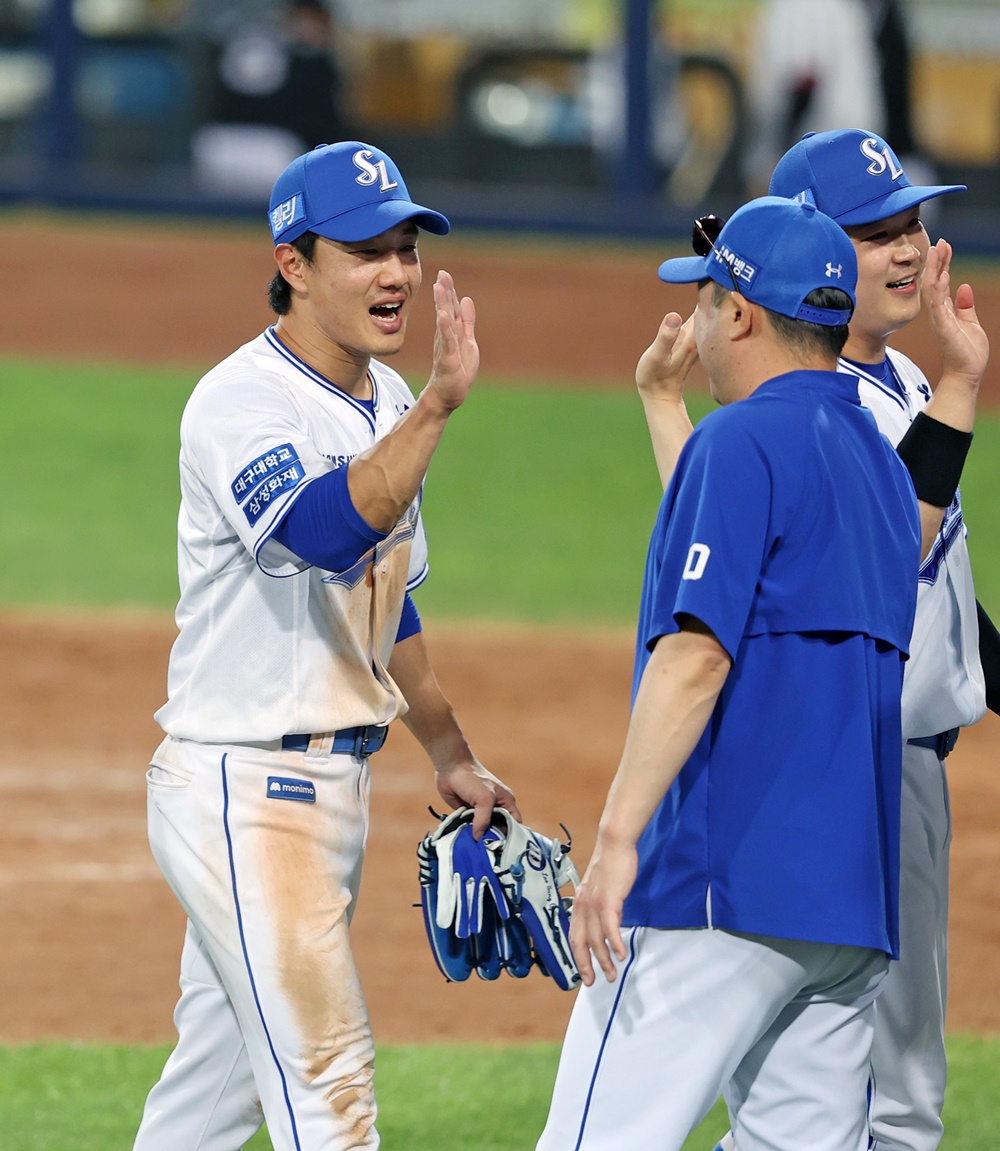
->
xmin=636 ymin=131 xmax=992 ymax=1151
xmin=132 ymin=141 xmax=519 ymax=1150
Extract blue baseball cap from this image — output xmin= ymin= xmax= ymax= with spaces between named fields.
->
xmin=268 ymin=141 xmax=450 ymax=244
xmin=657 ymin=196 xmax=857 ymax=326
xmin=769 ymin=129 xmax=966 ymax=226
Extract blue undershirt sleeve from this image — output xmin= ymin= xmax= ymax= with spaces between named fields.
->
xmin=395 ymin=593 xmax=422 ymax=643
xmin=272 ymin=465 xmax=387 ymax=572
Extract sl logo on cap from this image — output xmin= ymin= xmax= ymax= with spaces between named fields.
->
xmin=859 ymin=138 xmax=904 ymax=181
xmin=352 ymin=148 xmax=398 ymax=193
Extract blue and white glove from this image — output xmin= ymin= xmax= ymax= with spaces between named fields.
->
xmin=434 ymin=819 xmax=509 ymax=938
xmin=417 ymin=807 xmax=581 ymax=990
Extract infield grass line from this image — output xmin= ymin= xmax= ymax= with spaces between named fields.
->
xmin=0 ymin=1036 xmax=995 ymax=1149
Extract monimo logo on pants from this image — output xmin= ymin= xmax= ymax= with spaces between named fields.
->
xmin=267 ymin=776 xmax=316 ymax=803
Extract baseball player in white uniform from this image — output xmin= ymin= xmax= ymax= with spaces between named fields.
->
xmin=132 ymin=140 xmax=519 ymax=1150
xmin=635 ymin=131 xmax=992 ymax=1151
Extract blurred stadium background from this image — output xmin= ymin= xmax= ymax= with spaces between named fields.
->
xmin=2 ymin=0 xmax=999 ymax=248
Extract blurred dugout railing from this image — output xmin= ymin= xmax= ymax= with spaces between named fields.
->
xmin=1 ymin=0 xmax=999 ymax=251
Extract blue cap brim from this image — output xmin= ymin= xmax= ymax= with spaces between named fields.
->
xmin=833 ymin=183 xmax=966 ymax=226
xmin=657 ymin=254 xmax=713 ymax=284
xmin=308 ymin=199 xmax=450 ymax=242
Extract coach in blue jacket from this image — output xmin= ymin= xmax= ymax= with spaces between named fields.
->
xmin=537 ymin=198 xmax=922 ymax=1151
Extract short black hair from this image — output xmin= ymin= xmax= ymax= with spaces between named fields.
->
xmin=267 ymin=231 xmax=319 ymax=315
xmin=712 ymin=281 xmax=852 ymax=358
xmin=766 ymin=287 xmax=853 ymax=358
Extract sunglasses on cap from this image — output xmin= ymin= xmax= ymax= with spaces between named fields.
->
xmin=692 ymin=213 xmax=740 ymax=294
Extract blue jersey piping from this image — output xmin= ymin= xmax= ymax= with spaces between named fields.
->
xmin=221 ymin=753 xmax=302 ymax=1150
xmin=840 ymin=357 xmax=908 ymax=413
xmin=264 ymin=327 xmax=379 ymax=433
xmin=573 ymin=929 xmax=640 ymax=1150
xmin=918 ymin=500 xmax=965 ymax=586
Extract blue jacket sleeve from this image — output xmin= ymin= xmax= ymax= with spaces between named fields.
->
xmin=272 ymin=465 xmax=387 ymax=572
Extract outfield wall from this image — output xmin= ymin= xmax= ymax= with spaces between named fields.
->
xmin=1 ymin=0 xmax=998 ymax=249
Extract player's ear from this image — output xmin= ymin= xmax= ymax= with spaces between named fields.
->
xmin=274 ymin=242 xmax=307 ymax=289
xmin=727 ymin=293 xmax=755 ymax=342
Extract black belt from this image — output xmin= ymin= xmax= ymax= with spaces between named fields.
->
xmin=907 ymin=727 xmax=960 ymax=759
xmin=280 ymin=725 xmax=389 ymax=758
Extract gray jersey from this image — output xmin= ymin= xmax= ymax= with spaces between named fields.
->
xmin=841 ymin=349 xmax=985 ymax=737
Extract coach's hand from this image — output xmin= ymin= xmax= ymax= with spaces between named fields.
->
xmin=636 ymin=311 xmax=699 ymax=491
xmin=636 ymin=311 xmax=699 ymax=403
xmin=426 ymin=270 xmax=479 ymax=412
xmin=569 ymin=832 xmax=638 ymax=985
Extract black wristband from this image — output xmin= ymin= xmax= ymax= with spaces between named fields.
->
xmin=895 ymin=412 xmax=973 ymax=508
xmin=977 ymin=600 xmax=1000 ymax=716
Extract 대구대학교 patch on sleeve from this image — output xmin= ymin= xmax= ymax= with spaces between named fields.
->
xmin=231 ymin=444 xmax=305 ymax=526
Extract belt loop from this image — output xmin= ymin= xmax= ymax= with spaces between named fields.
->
xmin=313 ymin=732 xmax=335 ymax=757
xmin=281 ymin=725 xmax=387 ymax=758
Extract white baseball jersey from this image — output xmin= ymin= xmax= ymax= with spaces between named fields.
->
xmin=842 ymin=348 xmax=986 ymax=738
xmin=155 ymin=327 xmax=428 ymax=744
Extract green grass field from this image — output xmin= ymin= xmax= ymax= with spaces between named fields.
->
xmin=3 ymin=356 xmax=999 ymax=1147
xmin=4 ymin=357 xmax=1000 ymax=618
xmin=0 ymin=1036 xmax=996 ymax=1149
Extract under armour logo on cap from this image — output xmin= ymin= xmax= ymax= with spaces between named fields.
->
xmin=657 ymin=196 xmax=856 ymax=327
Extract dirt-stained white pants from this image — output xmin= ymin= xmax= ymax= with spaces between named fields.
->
xmin=536 ymin=926 xmax=888 ymax=1151
xmin=133 ymin=734 xmax=376 ymax=1151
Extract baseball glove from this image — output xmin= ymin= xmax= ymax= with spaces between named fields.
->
xmin=417 ymin=806 xmax=581 ymax=991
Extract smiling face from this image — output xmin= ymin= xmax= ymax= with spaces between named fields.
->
xmin=310 ymin=221 xmax=422 ymax=356
xmin=275 ymin=220 xmax=423 ymax=378
xmin=841 ymin=205 xmax=930 ymax=361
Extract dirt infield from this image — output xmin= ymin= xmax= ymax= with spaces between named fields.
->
xmin=1 ymin=215 xmax=999 ymax=1044
xmin=3 ymin=210 xmax=1000 ymax=398
xmin=2 ymin=610 xmax=999 ymax=1045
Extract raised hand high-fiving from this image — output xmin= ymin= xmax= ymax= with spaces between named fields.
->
xmin=425 ymin=270 xmax=479 ymax=412
xmin=924 ymin=239 xmax=989 ymax=395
